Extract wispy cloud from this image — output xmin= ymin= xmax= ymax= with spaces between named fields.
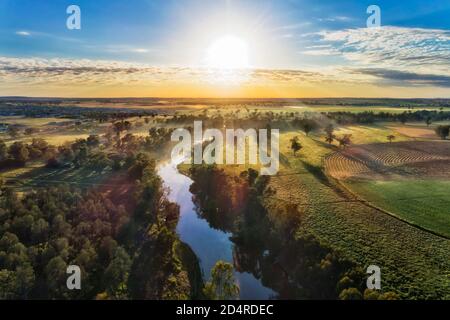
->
xmin=352 ymin=68 xmax=450 ymax=88
xmin=0 ymin=56 xmax=343 ymax=87
xmin=16 ymin=31 xmax=31 ymax=36
xmin=274 ymin=22 xmax=311 ymax=31
xmin=0 ymin=56 xmax=447 ymax=92
xmin=317 ymin=16 xmax=352 ymax=22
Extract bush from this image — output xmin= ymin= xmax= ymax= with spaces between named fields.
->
xmin=339 ymin=287 xmax=363 ymax=300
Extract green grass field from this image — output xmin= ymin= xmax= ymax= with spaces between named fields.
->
xmin=2 ymin=163 xmax=112 ymax=191
xmin=344 ymin=179 xmax=450 ymax=238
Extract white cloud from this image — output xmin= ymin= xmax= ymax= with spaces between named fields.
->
xmin=16 ymin=31 xmax=31 ymax=36
xmin=318 ymin=16 xmax=352 ymax=22
xmin=316 ymin=26 xmax=450 ymax=75
xmin=0 ymin=56 xmax=345 ymax=87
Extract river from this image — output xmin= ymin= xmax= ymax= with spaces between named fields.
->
xmin=157 ymin=157 xmax=275 ymax=299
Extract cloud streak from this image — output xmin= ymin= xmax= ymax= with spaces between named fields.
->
xmin=16 ymin=31 xmax=31 ymax=36
xmin=0 ymin=55 xmax=449 ymax=94
xmin=353 ymin=68 xmax=450 ymax=88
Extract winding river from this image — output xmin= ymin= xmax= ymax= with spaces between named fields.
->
xmin=158 ymin=158 xmax=275 ymax=299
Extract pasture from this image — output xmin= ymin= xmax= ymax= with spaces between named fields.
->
xmin=266 ymin=128 xmax=450 ymax=298
xmin=345 ymin=179 xmax=450 ymax=238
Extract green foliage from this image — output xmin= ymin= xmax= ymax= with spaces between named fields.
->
xmin=339 ymin=287 xmax=363 ymax=300
xmin=435 ymin=125 xmax=450 ymax=140
xmin=203 ymin=261 xmax=239 ymax=300
xmin=0 ymin=140 xmax=7 ymax=161
xmin=0 ymin=154 xmax=193 ymax=299
xmin=8 ymin=142 xmax=29 ymax=165
xmin=103 ymin=247 xmax=131 ymax=299
xmin=335 ymin=134 xmax=352 ymax=148
xmin=290 ymin=136 xmax=302 ymax=156
xmin=324 ymin=124 xmax=335 ymax=144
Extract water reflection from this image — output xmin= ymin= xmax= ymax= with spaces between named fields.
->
xmin=157 ymin=158 xmax=275 ymax=299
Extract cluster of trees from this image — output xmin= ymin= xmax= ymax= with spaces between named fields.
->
xmin=46 ymin=135 xmax=111 ymax=171
xmin=0 ymin=181 xmax=131 ymax=299
xmin=0 ymin=151 xmax=199 ymax=299
xmin=323 ymin=125 xmax=352 ymax=148
xmin=0 ymin=135 xmax=109 ymax=171
xmin=289 ymin=125 xmax=353 ymax=157
xmin=292 ymin=118 xmax=320 ymax=136
xmin=0 ymin=138 xmax=57 ymax=169
xmin=146 ymin=127 xmax=172 ymax=149
xmin=4 ymin=126 xmax=40 ymax=139
xmin=435 ymin=125 xmax=450 ymax=140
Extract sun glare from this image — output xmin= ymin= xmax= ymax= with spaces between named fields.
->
xmin=205 ymin=35 xmax=250 ymax=69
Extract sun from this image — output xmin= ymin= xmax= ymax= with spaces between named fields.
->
xmin=205 ymin=35 xmax=250 ymax=69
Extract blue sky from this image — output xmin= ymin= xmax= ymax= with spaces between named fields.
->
xmin=0 ymin=0 xmax=449 ymax=97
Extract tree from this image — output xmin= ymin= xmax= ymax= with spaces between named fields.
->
xmin=302 ymin=122 xmax=314 ymax=136
xmin=336 ymin=134 xmax=352 ymax=149
xmin=203 ymin=261 xmax=239 ymax=300
xmin=8 ymin=142 xmax=29 ymax=165
xmin=363 ymin=289 xmax=380 ymax=300
xmin=378 ymin=291 xmax=400 ymax=300
xmin=339 ymin=287 xmax=363 ymax=300
xmin=58 ymin=145 xmax=74 ymax=162
xmin=290 ymin=136 xmax=302 ymax=156
xmin=113 ymin=121 xmax=131 ymax=138
xmin=14 ymin=263 xmax=35 ymax=298
xmin=293 ymin=118 xmax=318 ymax=136
xmin=324 ymin=124 xmax=335 ymax=145
xmin=425 ymin=116 xmax=432 ymax=127
xmin=399 ymin=113 xmax=407 ymax=125
xmin=435 ymin=125 xmax=450 ymax=140
xmin=103 ymin=247 xmax=131 ymax=299
xmin=24 ymin=128 xmax=37 ymax=135
xmin=0 ymin=139 xmax=7 ymax=161
xmin=128 ymin=153 xmax=154 ymax=180
xmin=0 ymin=270 xmax=17 ymax=299
xmin=87 ymin=135 xmax=100 ymax=148
xmin=112 ymin=121 xmax=132 ymax=148
xmin=44 ymin=256 xmax=68 ymax=298
xmin=386 ymin=134 xmax=396 ymax=143
xmin=7 ymin=125 xmax=20 ymax=138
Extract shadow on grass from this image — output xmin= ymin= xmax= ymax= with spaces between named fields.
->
xmin=11 ymin=165 xmax=110 ymax=188
xmin=301 ymin=160 xmax=355 ymax=200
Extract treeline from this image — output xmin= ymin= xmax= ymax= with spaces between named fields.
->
xmin=325 ymin=110 xmax=450 ymax=125
xmin=0 ymin=152 xmax=199 ymax=299
xmin=188 ymin=165 xmax=398 ymax=300
xmin=0 ymin=121 xmax=174 ymax=172
xmin=0 ymin=104 xmax=158 ymax=120
xmin=166 ymin=109 xmax=450 ymax=132
xmin=0 ymin=138 xmax=58 ymax=169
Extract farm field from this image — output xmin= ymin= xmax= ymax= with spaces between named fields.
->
xmin=1 ymin=161 xmax=112 ymax=191
xmin=344 ymin=179 xmax=450 ymax=238
xmin=324 ymin=140 xmax=450 ymax=236
xmin=270 ymin=130 xmax=450 ymax=299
